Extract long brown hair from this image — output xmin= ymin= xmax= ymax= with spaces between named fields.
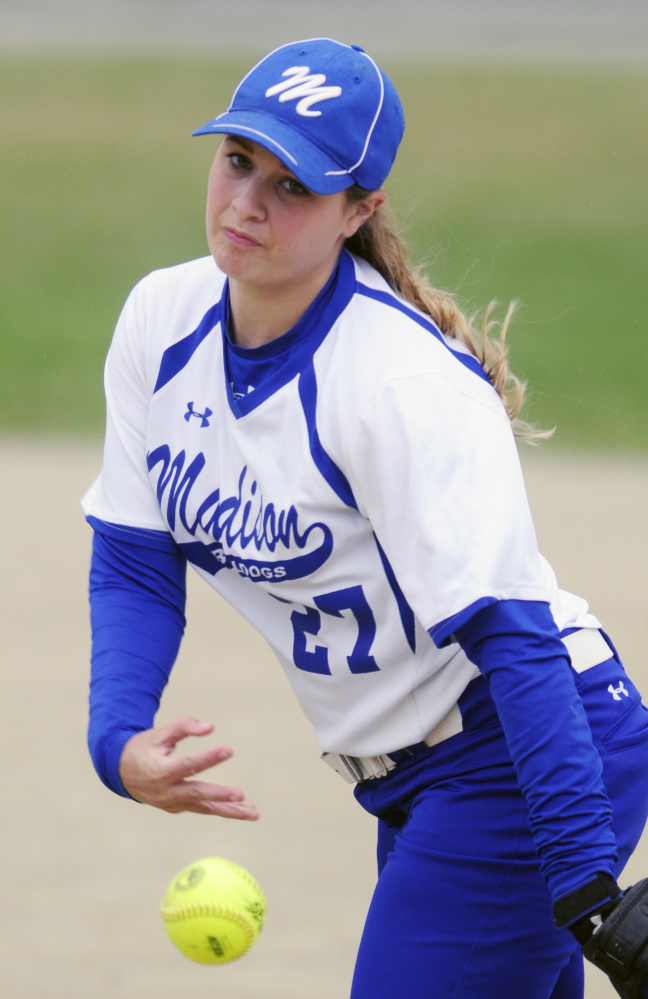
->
xmin=344 ymin=189 xmax=550 ymax=442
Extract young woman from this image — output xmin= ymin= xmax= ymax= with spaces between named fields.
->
xmin=83 ymin=38 xmax=648 ymax=998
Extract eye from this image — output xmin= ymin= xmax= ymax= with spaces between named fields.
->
xmin=227 ymin=151 xmax=252 ymax=171
xmin=280 ymin=176 xmax=311 ymax=197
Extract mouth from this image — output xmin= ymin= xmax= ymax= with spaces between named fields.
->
xmin=223 ymin=226 xmax=261 ymax=248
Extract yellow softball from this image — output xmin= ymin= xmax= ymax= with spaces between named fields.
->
xmin=160 ymin=856 xmax=267 ymax=964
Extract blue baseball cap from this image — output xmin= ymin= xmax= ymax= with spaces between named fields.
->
xmin=192 ymin=38 xmax=405 ymax=195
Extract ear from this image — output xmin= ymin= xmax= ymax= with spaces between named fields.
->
xmin=343 ymin=190 xmax=387 ymax=239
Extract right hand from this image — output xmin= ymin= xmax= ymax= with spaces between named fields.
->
xmin=119 ymin=716 xmax=259 ymax=820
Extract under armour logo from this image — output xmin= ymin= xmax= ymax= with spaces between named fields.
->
xmin=230 ymin=381 xmax=255 ymax=400
xmin=184 ymin=402 xmax=212 ymax=428
xmin=608 ymin=681 xmax=629 ymax=701
xmin=265 ymin=66 xmax=342 ymax=117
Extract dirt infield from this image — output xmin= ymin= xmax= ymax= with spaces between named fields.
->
xmin=1 ymin=437 xmax=646 ymax=998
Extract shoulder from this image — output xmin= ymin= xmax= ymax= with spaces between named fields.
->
xmin=326 ymin=254 xmax=501 ymax=413
xmin=116 ymin=255 xmax=225 ymax=347
xmin=107 ymin=255 xmax=226 ymax=393
xmin=126 ymin=255 xmax=225 ymax=321
xmin=347 ymin=255 xmax=482 ymax=366
xmin=136 ymin=253 xmax=221 ymax=287
xmin=310 ymin=255 xmax=510 ymax=474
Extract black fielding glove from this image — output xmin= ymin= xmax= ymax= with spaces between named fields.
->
xmin=554 ymin=873 xmax=648 ymax=999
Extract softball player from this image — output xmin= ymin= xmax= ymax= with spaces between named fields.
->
xmin=83 ymin=38 xmax=648 ymax=998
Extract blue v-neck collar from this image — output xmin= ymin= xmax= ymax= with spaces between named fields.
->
xmin=221 ymin=250 xmax=357 ymax=418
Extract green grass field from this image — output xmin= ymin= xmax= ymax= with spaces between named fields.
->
xmin=1 ymin=56 xmax=646 ymax=448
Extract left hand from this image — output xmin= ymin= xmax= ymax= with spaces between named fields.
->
xmin=555 ymin=874 xmax=648 ymax=998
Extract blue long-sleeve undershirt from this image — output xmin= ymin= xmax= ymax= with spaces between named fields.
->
xmin=453 ymin=600 xmax=617 ymax=901
xmin=88 ymin=529 xmax=187 ymax=797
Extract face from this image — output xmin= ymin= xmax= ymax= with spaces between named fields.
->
xmin=205 ymin=136 xmax=383 ymax=299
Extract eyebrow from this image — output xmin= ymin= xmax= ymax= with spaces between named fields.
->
xmin=225 ymin=134 xmax=255 ymax=153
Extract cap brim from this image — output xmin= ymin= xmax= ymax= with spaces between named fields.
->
xmin=192 ymin=110 xmax=355 ymax=195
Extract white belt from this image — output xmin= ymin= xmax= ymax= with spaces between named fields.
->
xmin=562 ymin=628 xmax=612 ymax=673
xmin=322 ymin=628 xmax=612 ymax=785
xmin=322 ymin=703 xmax=464 ymax=785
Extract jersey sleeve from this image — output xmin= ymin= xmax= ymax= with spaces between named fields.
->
xmin=82 ymin=277 xmax=170 ymax=534
xmin=345 ymin=369 xmax=548 ymax=634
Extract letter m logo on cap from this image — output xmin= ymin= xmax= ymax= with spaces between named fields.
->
xmin=265 ymin=66 xmax=342 ymax=117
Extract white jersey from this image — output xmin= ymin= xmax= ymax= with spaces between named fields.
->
xmin=82 ymin=250 xmax=599 ymax=757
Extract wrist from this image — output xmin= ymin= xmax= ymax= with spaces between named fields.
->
xmin=553 ymin=872 xmax=622 ymax=944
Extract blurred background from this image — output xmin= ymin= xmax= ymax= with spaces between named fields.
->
xmin=2 ymin=0 xmax=647 ymax=447
xmin=1 ymin=3 xmax=646 ymax=997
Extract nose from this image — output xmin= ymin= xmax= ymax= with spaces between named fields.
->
xmin=231 ymin=175 xmax=267 ymax=221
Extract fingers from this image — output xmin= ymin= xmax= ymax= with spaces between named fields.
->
xmin=165 ymin=742 xmax=233 ymax=781
xmin=119 ymin=717 xmax=258 ymax=819
xmin=167 ymin=780 xmax=260 ymax=820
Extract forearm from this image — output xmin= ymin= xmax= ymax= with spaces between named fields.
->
xmin=454 ymin=599 xmax=617 ymax=902
xmin=88 ymin=529 xmax=187 ymax=796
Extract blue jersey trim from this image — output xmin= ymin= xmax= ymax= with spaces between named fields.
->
xmin=87 ymin=515 xmax=179 ymax=553
xmin=298 ymin=361 xmax=358 ymax=509
xmin=221 ymin=250 xmax=358 ymax=418
xmin=429 ymin=596 xmax=499 ymax=648
xmin=374 ymin=535 xmax=417 ymax=653
xmin=356 ymin=283 xmax=491 ymax=384
xmin=154 ymin=301 xmax=222 ymax=394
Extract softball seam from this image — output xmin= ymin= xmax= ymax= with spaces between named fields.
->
xmin=160 ymin=902 xmax=256 ymax=941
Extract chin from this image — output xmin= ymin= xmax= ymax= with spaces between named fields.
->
xmin=209 ymin=242 xmax=239 ymax=278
